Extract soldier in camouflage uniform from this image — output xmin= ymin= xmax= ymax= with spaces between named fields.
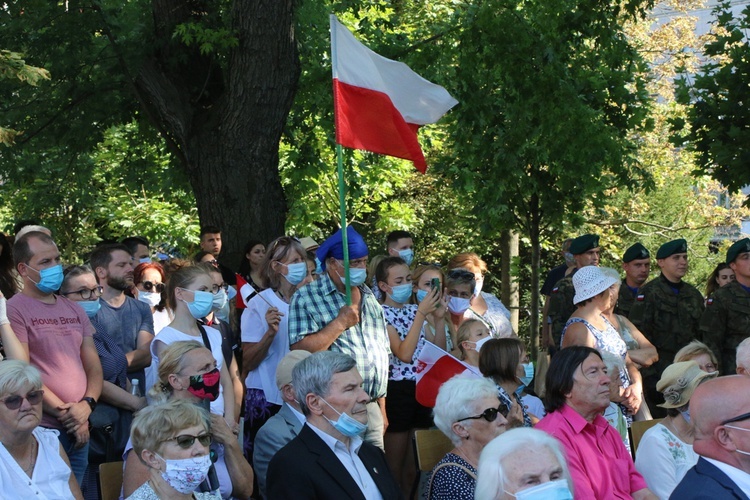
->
xmin=629 ymin=238 xmax=704 ymax=417
xmin=700 ymin=238 xmax=750 ymax=375
xmin=547 ymin=234 xmax=600 ymax=349
xmin=615 ymin=243 xmax=650 ymax=318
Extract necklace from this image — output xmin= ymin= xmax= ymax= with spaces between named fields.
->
xmin=663 ymin=416 xmax=693 ymax=444
xmin=18 ymin=439 xmax=36 ymax=477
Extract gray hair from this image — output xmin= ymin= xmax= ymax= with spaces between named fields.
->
xmin=474 ymin=428 xmax=572 ymax=500
xmin=600 ymin=267 xmax=621 ymax=292
xmin=737 ymin=338 xmax=750 ymax=372
xmin=433 ymin=375 xmax=498 ymax=447
xmin=61 ymin=265 xmax=96 ymax=294
xmin=292 ymin=351 xmax=357 ymax=416
xmin=0 ymin=360 xmax=43 ymax=396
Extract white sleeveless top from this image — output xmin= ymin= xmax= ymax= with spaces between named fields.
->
xmin=0 ymin=427 xmax=75 ymax=499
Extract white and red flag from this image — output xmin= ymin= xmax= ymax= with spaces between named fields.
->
xmin=330 ymin=15 xmax=458 ymax=173
xmin=414 ymin=341 xmax=482 ymax=408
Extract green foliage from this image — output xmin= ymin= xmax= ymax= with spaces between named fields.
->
xmin=0 ymin=121 xmax=199 ymax=262
xmin=673 ymin=2 xmax=750 ymax=201
xmin=0 ymin=49 xmax=50 ymax=145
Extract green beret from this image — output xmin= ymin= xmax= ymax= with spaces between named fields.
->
xmin=623 ymin=243 xmax=650 ymax=263
xmin=656 ymin=239 xmax=688 ymax=259
xmin=569 ymin=234 xmax=600 ymax=255
xmin=726 ymin=238 xmax=750 ymax=264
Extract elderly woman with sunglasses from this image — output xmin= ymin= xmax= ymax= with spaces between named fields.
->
xmin=429 ymin=374 xmax=508 ymax=499
xmin=0 ymin=360 xmax=83 ymax=499
xmin=123 ymin=341 xmax=253 ymax=499
xmin=127 ymin=399 xmax=221 ymax=500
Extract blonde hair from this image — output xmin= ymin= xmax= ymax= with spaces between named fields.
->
xmin=130 ymin=399 xmax=210 ymax=457
xmin=149 ymin=340 xmax=207 ymax=402
xmin=674 ymin=340 xmax=718 ymax=368
xmin=455 ymin=319 xmax=483 ymax=360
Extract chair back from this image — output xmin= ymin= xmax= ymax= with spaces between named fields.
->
xmin=414 ymin=428 xmax=454 ymax=472
xmin=99 ymin=461 xmax=124 ymax=500
xmin=631 ymin=418 xmax=663 ymax=455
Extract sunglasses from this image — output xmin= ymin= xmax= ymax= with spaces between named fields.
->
xmin=161 ymin=433 xmax=212 ymax=449
xmin=140 ymin=280 xmax=165 ymax=293
xmin=457 ymin=403 xmax=508 ymax=423
xmin=722 ymin=411 xmax=750 ymax=426
xmin=448 ymin=268 xmax=476 ymax=280
xmin=2 ymin=390 xmax=44 ymax=410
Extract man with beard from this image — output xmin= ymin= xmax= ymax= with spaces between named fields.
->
xmin=90 ymin=243 xmax=154 ymax=384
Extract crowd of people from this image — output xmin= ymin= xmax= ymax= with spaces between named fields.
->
xmin=0 ymin=221 xmax=750 ymax=499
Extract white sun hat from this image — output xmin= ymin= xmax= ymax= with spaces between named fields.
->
xmin=572 ymin=265 xmax=619 ymax=305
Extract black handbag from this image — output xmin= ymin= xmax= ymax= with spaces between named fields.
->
xmin=88 ymin=401 xmax=133 ymax=464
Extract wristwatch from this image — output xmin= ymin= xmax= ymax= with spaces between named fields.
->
xmin=80 ymin=397 xmax=97 ymax=411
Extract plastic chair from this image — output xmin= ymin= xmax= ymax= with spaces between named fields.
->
xmin=630 ymin=418 xmax=663 ymax=457
xmin=410 ymin=428 xmax=454 ymax=499
xmin=99 ymin=461 xmax=124 ymax=500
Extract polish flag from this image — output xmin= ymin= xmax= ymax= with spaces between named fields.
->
xmin=235 ymin=274 xmax=259 ymax=309
xmin=330 ymin=15 xmax=458 ymax=173
xmin=414 ymin=341 xmax=482 ymax=407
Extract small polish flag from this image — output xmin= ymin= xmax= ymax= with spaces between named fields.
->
xmin=330 ymin=15 xmax=458 ymax=173
xmin=414 ymin=341 xmax=482 ymax=407
xmin=235 ymin=274 xmax=258 ymax=309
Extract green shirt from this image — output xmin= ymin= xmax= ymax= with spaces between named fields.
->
xmin=700 ymin=280 xmax=750 ymax=374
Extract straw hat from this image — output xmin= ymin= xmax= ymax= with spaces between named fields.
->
xmin=572 ymin=266 xmax=619 ymax=305
xmin=656 ymin=360 xmax=718 ymax=409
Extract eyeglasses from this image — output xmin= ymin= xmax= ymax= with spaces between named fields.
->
xmin=700 ymin=363 xmax=717 ymax=372
xmin=61 ymin=286 xmax=103 ymax=300
xmin=1 ymin=390 xmax=44 ymax=410
xmin=211 ymin=283 xmax=228 ymax=294
xmin=207 ymin=259 xmax=219 ymax=267
xmin=160 ymin=433 xmax=212 ymax=449
xmin=268 ymin=237 xmax=301 ymax=256
xmin=140 ymin=281 xmax=165 ymax=293
xmin=457 ymin=404 xmax=508 ymax=423
xmin=418 ymin=261 xmax=442 ymax=268
xmin=721 ymin=412 xmax=750 ymax=426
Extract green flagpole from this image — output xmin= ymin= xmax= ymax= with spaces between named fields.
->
xmin=336 ymin=144 xmax=352 ymax=305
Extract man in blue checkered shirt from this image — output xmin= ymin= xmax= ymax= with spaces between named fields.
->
xmin=289 ymin=226 xmax=390 ymax=450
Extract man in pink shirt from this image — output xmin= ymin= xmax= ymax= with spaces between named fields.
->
xmin=536 ymin=346 xmax=656 ymax=499
xmin=7 ymin=231 xmax=103 ymax=486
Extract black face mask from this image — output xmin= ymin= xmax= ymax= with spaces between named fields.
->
xmin=187 ymin=368 xmax=220 ymax=401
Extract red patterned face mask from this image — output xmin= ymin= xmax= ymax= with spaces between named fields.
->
xmin=187 ymin=368 xmax=221 ymax=401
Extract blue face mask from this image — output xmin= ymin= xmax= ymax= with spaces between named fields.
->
xmin=212 ymin=288 xmax=228 ymax=311
xmin=448 ymin=296 xmax=471 ymax=314
xmin=416 ymin=289 xmax=429 ymax=303
xmin=226 ymin=285 xmax=237 ymax=301
xmin=181 ymin=288 xmax=214 ymax=319
xmin=337 ymin=264 xmax=367 ymax=287
xmin=398 ymin=249 xmax=414 ymax=266
xmin=322 ymin=398 xmax=368 ymax=437
xmin=519 ymin=362 xmax=535 ymax=387
xmin=314 ymin=257 xmax=323 ymax=275
xmin=508 ymin=479 xmax=573 ymax=500
xmin=280 ymin=261 xmax=307 ymax=286
xmin=139 ymin=257 xmax=151 ymax=264
xmin=27 ymin=264 xmax=64 ymax=294
xmin=79 ymin=299 xmax=101 ymax=318
xmin=387 ymin=283 xmax=413 ymax=304
xmin=680 ymin=407 xmax=691 ymax=424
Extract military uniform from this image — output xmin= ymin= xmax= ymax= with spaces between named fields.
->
xmin=629 ymin=274 xmax=704 ymax=416
xmin=615 ymin=280 xmax=638 ymax=318
xmin=700 ymin=281 xmax=750 ymax=375
xmin=548 ymin=273 xmax=577 ymax=348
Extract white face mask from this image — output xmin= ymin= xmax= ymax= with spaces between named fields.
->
xmin=156 ymin=453 xmax=212 ymax=494
xmin=138 ymin=291 xmax=162 ymax=307
xmin=473 ymin=335 xmax=492 ymax=352
xmin=725 ymin=425 xmax=750 ymax=456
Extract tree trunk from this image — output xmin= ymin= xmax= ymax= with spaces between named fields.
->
xmin=500 ymin=230 xmax=520 ymax=332
xmin=133 ymin=0 xmax=298 ymax=269
xmin=529 ymin=194 xmax=541 ymax=361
